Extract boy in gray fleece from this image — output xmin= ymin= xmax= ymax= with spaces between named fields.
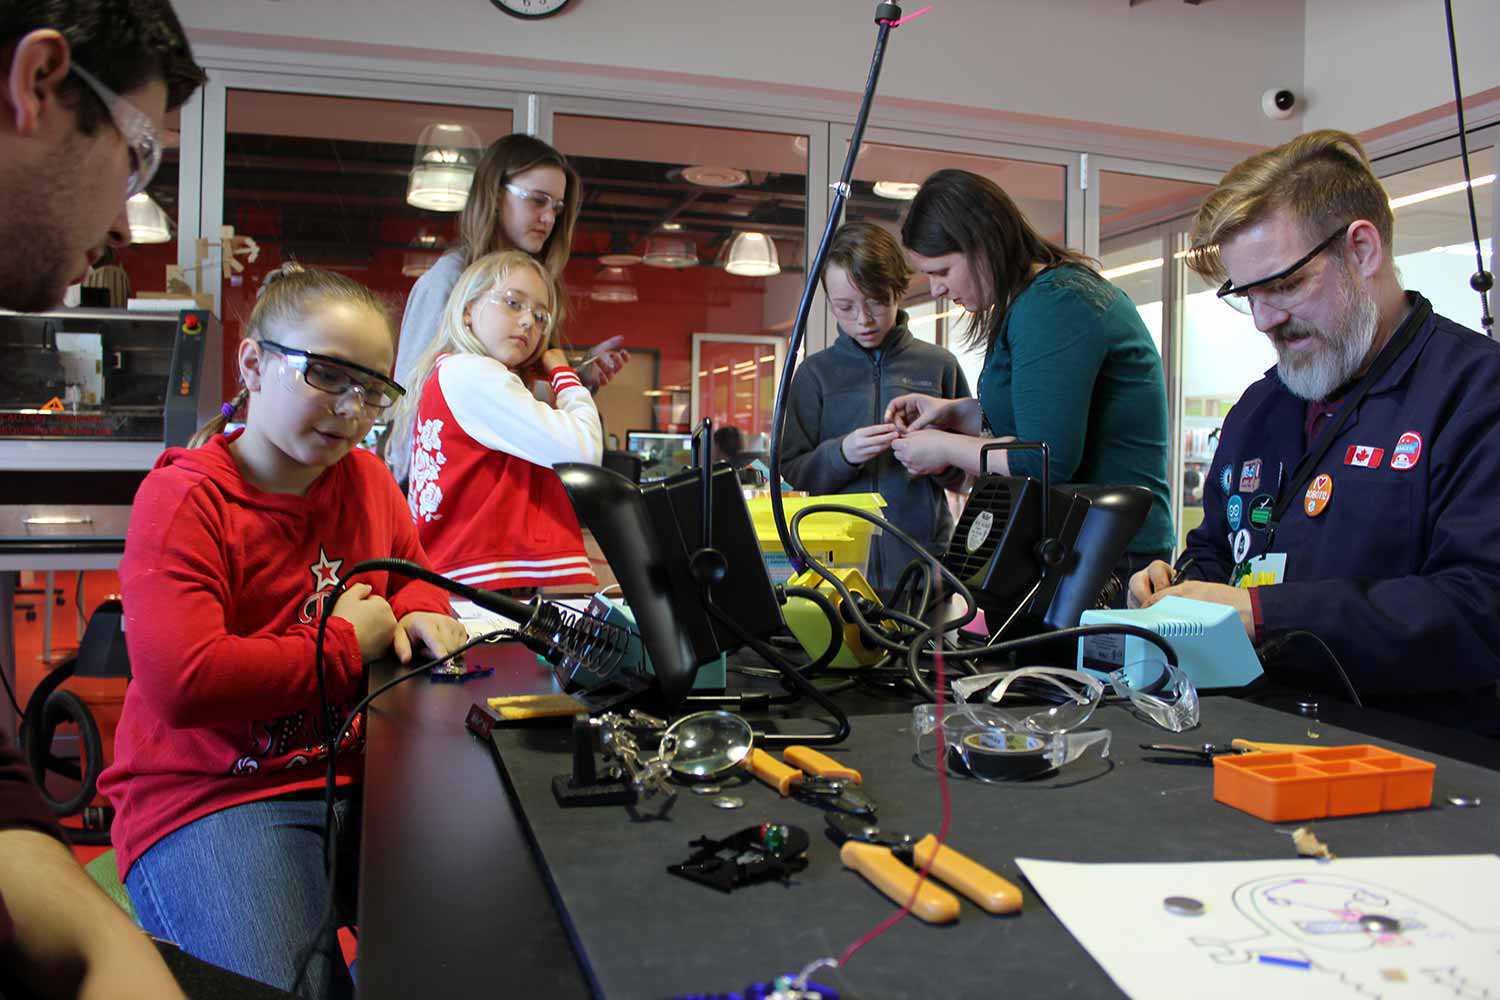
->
xmin=781 ymin=222 xmax=970 ymax=596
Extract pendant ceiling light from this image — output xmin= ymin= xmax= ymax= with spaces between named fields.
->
xmin=126 ymin=192 xmax=172 ymax=244
xmin=591 ymin=266 xmax=638 ymax=303
xmin=724 ymin=231 xmax=780 ymax=277
xmin=407 ymin=123 xmax=482 ymax=212
xmin=642 ymin=233 xmax=698 ymax=269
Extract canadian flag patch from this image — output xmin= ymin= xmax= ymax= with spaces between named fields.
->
xmin=1343 ymin=445 xmax=1385 ymax=468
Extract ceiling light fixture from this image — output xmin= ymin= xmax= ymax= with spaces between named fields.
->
xmin=1388 ymin=173 xmax=1495 ymax=210
xmin=682 ymin=165 xmax=749 ymax=188
xmin=590 ymin=266 xmax=638 ymax=303
xmin=126 ymin=192 xmax=172 ymax=244
xmin=642 ymin=234 xmax=698 ymax=269
xmin=407 ymin=123 xmax=481 ymax=212
xmin=724 ymin=232 xmax=781 ymax=277
xmin=872 ymin=180 xmax=920 ymax=200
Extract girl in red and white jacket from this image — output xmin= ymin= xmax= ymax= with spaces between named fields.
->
xmin=393 ymin=250 xmax=603 ymax=595
xmin=98 ymin=264 xmax=467 ymax=1000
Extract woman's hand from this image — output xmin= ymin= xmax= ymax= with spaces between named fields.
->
xmin=396 ymin=611 xmax=469 ymax=664
xmin=885 ymin=393 xmax=943 ymax=432
xmin=885 ymin=394 xmax=983 ymax=435
xmin=891 ymin=428 xmax=957 ymax=478
xmin=841 ymin=423 xmax=899 ymax=465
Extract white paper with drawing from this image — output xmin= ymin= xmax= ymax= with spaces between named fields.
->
xmin=1017 ymin=854 xmax=1500 ymax=999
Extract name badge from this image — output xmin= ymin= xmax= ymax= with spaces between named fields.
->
xmin=1232 ymin=553 xmax=1287 ymax=589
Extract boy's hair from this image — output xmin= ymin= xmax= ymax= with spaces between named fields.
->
xmin=824 ymin=222 xmax=913 ymax=305
xmin=902 ymin=168 xmax=1102 ymax=351
xmin=387 ymin=250 xmax=558 ymax=462
xmin=2 ymin=0 xmax=206 ymax=135
xmin=189 ymin=263 xmax=395 ymax=447
xmin=1187 ymin=130 xmax=1394 ymax=283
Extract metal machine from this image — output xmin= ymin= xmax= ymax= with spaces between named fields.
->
xmin=0 ymin=306 xmax=221 ymax=738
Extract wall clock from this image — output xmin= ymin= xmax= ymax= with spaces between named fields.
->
xmin=490 ymin=0 xmax=571 ymax=18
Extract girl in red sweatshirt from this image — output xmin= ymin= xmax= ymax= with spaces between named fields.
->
xmin=98 ymin=264 xmax=466 ymax=999
xmin=392 ymin=250 xmax=603 ymax=596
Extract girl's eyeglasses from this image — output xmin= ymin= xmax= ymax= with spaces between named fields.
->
xmin=70 ymin=64 xmax=161 ymax=200
xmin=259 ymin=340 xmax=405 ymax=412
xmin=482 ymin=289 xmax=552 ymax=330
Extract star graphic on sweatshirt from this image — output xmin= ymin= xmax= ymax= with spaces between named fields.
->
xmin=309 ymin=547 xmax=343 ymax=592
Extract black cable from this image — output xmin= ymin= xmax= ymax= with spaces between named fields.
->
xmin=788 ymin=504 xmax=980 ymax=656
xmin=0 ymin=657 xmax=23 ymax=720
xmin=769 ymin=8 xmax=901 ymax=571
xmin=1442 ymin=0 xmax=1495 ymax=332
xmin=292 ymin=627 xmax=507 ymax=996
xmin=1260 ymin=629 xmax=1364 ymax=708
xmin=702 ymin=596 xmax=850 ymax=746
xmin=779 ymin=584 xmax=847 ymax=681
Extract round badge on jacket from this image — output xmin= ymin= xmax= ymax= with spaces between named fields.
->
xmin=1304 ymin=474 xmax=1334 ymax=517
xmin=1232 ymin=527 xmax=1252 ymax=563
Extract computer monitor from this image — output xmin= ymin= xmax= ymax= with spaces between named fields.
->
xmin=624 ymin=430 xmax=694 ymax=481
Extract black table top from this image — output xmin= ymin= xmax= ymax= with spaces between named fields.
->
xmin=358 ymin=644 xmax=1500 ymax=1000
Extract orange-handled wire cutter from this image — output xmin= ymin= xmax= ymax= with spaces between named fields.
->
xmin=826 ymin=812 xmax=1024 ymax=923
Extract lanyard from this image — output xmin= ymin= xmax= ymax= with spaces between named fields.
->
xmin=1265 ymin=296 xmax=1430 ymax=547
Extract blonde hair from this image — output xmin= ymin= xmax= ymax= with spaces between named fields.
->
xmin=1187 ymin=130 xmax=1394 ymax=283
xmin=387 ymin=250 xmax=558 ymax=460
xmin=461 ymin=134 xmax=581 ymax=325
xmin=188 ymin=263 xmax=395 ymax=447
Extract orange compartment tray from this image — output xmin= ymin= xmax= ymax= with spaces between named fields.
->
xmin=1212 ymin=745 xmax=1435 ymax=822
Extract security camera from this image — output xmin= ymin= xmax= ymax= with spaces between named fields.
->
xmin=1262 ymin=88 xmax=1297 ymax=120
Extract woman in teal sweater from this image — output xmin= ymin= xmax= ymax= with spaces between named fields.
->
xmin=886 ymin=169 xmax=1173 ymax=580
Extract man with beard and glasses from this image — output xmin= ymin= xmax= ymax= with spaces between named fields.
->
xmin=1 ymin=4 xmax=208 ymax=998
xmin=1127 ymin=130 xmax=1500 ymax=736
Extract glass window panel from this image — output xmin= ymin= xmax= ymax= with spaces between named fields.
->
xmin=221 ymin=90 xmax=514 ymax=408
xmin=1381 ymin=147 xmax=1494 ymax=332
xmin=1098 ymin=171 xmax=1214 ymax=361
xmin=551 ymin=112 xmax=808 ymax=448
xmin=1100 ymin=237 xmax=1166 ymax=355
xmin=113 ymin=108 xmax=181 ymax=308
xmin=1179 ymin=267 xmax=1276 ymax=547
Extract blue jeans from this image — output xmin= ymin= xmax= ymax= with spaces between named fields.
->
xmin=125 ymin=793 xmax=360 ymax=999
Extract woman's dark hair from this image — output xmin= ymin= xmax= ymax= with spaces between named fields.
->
xmin=2 ymin=1 xmax=207 ymax=134
xmin=901 ymin=168 xmax=1103 ymax=351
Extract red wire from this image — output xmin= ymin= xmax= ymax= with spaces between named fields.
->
xmin=837 ymin=641 xmax=952 ymax=968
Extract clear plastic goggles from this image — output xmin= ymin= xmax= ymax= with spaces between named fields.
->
xmin=1108 ymin=661 xmax=1199 ymax=733
xmin=949 ymin=667 xmax=1105 ymax=735
xmin=913 ymin=703 xmax=1111 ymax=782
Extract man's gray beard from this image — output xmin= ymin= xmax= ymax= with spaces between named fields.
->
xmin=1274 ymin=273 xmax=1380 ymax=401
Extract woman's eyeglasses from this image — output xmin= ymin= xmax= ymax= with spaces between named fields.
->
xmin=70 ymin=64 xmax=161 ymax=200
xmin=259 ymin=340 xmax=405 ymax=412
xmin=504 ymin=182 xmax=566 ymax=216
